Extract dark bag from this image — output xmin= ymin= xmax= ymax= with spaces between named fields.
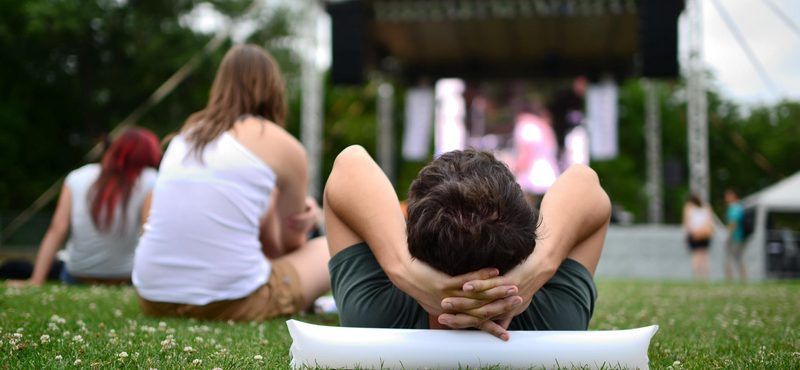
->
xmin=742 ymin=208 xmax=756 ymax=239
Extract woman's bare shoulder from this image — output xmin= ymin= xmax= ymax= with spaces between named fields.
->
xmin=231 ymin=117 xmax=306 ymax=172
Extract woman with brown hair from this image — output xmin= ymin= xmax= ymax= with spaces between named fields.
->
xmin=132 ymin=45 xmax=330 ymax=321
xmin=683 ymin=194 xmax=714 ymax=280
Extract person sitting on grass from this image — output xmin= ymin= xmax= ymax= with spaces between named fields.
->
xmin=7 ymin=127 xmax=162 ymax=286
xmin=133 ymin=45 xmax=330 ymax=322
xmin=323 ymin=146 xmax=610 ymax=340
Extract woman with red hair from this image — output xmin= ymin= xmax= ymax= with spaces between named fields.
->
xmin=10 ymin=127 xmax=162 ymax=285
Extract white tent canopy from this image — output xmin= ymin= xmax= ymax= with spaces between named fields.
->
xmin=743 ymin=171 xmax=800 ymax=212
xmin=739 ymin=171 xmax=800 ymax=280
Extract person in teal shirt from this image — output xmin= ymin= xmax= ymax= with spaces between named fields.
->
xmin=725 ymin=189 xmax=747 ymax=281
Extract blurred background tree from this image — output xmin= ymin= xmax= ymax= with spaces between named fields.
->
xmin=0 ymin=0 xmax=297 ymax=211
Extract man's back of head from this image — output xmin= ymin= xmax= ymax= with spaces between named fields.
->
xmin=406 ymin=149 xmax=538 ymax=276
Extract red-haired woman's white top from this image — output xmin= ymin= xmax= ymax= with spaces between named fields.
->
xmin=65 ymin=164 xmax=157 ymax=278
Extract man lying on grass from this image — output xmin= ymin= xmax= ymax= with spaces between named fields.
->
xmin=323 ymin=146 xmax=611 ymax=340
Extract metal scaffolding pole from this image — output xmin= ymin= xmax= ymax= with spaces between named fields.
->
xmin=377 ymin=82 xmax=396 ymax=185
xmin=687 ymin=0 xmax=710 ymax=202
xmin=301 ymin=0 xmax=324 ymax=199
xmin=645 ymin=80 xmax=663 ymax=224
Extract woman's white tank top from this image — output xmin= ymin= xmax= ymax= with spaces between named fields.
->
xmin=133 ymin=132 xmax=276 ymax=305
xmin=688 ymin=205 xmax=710 ymax=231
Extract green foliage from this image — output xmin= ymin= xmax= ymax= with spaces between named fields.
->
xmin=593 ymin=79 xmax=800 ymax=223
xmin=0 ymin=0 xmax=299 ymax=211
xmin=1 ymin=281 xmax=798 ymax=369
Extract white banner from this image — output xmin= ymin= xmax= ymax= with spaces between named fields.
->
xmin=401 ymin=87 xmax=435 ymax=161
xmin=586 ymin=78 xmax=619 ymax=160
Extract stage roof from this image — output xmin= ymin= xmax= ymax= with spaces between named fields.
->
xmin=325 ymin=0 xmax=684 ymax=83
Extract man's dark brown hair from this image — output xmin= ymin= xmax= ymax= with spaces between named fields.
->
xmin=406 ymin=149 xmax=538 ymax=276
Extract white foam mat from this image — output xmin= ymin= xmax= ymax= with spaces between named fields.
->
xmin=287 ymin=319 xmax=658 ymax=370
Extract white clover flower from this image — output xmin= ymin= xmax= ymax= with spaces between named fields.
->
xmin=76 ymin=320 xmax=85 ymax=327
xmin=48 ymin=323 xmax=60 ymax=331
xmin=16 ymin=328 xmax=24 ymax=333
xmin=108 ymin=329 xmax=117 ymax=337
xmin=40 ymin=334 xmax=50 ymax=343
xmin=183 ymin=346 xmax=194 ymax=352
xmin=63 ymin=331 xmax=71 ymax=337
xmin=113 ymin=309 xmax=123 ymax=318
xmin=212 ymin=368 xmax=222 ymax=370
xmin=673 ymin=361 xmax=681 ymax=366
xmin=195 ymin=337 xmax=203 ymax=343
xmin=74 ymin=359 xmax=82 ymax=365
xmin=55 ymin=355 xmax=62 ymax=360
xmin=254 ymin=355 xmax=263 ymax=360
xmin=166 ymin=328 xmax=175 ymax=334
xmin=72 ymin=335 xmax=84 ymax=343
xmin=88 ymin=303 xmax=97 ymax=311
xmin=191 ymin=359 xmax=201 ymax=365
xmin=12 ymin=333 xmax=23 ymax=338
xmin=118 ymin=352 xmax=128 ymax=358
xmin=158 ymin=322 xmax=166 ymax=328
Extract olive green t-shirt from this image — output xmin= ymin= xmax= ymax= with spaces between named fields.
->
xmin=329 ymin=243 xmax=597 ymax=330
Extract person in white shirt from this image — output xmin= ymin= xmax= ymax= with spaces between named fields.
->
xmin=133 ymin=45 xmax=330 ymax=321
xmin=8 ymin=127 xmax=161 ymax=286
xmin=683 ymin=194 xmax=715 ymax=280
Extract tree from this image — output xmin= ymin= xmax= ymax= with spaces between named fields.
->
xmin=0 ymin=0 xmax=299 ymax=212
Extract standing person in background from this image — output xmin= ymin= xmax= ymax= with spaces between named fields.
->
xmin=548 ymin=76 xmax=587 ymax=161
xmin=682 ymin=194 xmax=714 ymax=280
xmin=7 ymin=127 xmax=161 ymax=286
xmin=133 ymin=45 xmax=330 ymax=321
xmin=725 ymin=189 xmax=747 ymax=281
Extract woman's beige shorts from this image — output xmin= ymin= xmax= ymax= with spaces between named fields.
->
xmin=137 ymin=259 xmax=304 ymax=321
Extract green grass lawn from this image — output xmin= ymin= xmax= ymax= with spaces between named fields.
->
xmin=1 ymin=281 xmax=798 ymax=369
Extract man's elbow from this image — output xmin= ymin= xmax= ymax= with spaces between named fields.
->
xmin=327 ymin=145 xmax=371 ymax=201
xmin=567 ymin=164 xmax=611 ymax=220
xmin=565 ymin=163 xmax=599 ymax=184
xmin=332 ymin=145 xmax=370 ymax=173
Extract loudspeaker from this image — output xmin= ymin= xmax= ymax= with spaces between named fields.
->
xmin=327 ymin=1 xmax=369 ymax=85
xmin=639 ymin=0 xmax=684 ymax=78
